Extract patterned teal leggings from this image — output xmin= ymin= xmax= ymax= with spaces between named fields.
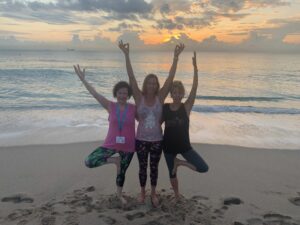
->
xmin=85 ymin=146 xmax=134 ymax=187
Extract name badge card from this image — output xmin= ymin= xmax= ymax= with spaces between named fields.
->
xmin=116 ymin=136 xmax=125 ymax=144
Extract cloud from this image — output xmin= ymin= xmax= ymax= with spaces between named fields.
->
xmin=108 ymin=22 xmax=142 ymax=32
xmin=151 ymin=0 xmax=193 ymax=14
xmin=57 ymin=0 xmax=153 ymax=14
xmin=209 ymin=0 xmax=245 ymax=12
xmin=1 ymin=29 xmax=299 ymax=53
xmin=160 ymin=3 xmax=171 ymax=15
xmin=0 ymin=0 xmax=152 ymax=24
xmin=117 ymin=31 xmax=147 ymax=49
xmin=246 ymin=0 xmax=290 ymax=8
xmin=154 ymin=18 xmax=184 ymax=30
xmin=175 ymin=16 xmax=212 ymax=29
xmin=0 ymin=29 xmax=29 ymax=36
xmin=103 ymin=13 xmax=140 ymax=22
xmin=200 ymin=0 xmax=290 ymax=12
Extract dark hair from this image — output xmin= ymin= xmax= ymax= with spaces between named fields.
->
xmin=113 ymin=81 xmax=132 ymax=98
xmin=142 ymin=74 xmax=160 ymax=95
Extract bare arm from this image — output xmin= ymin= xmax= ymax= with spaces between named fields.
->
xmin=184 ymin=52 xmax=198 ymax=115
xmin=119 ymin=40 xmax=141 ymax=104
xmin=159 ymin=43 xmax=185 ymax=103
xmin=73 ymin=65 xmax=110 ymax=112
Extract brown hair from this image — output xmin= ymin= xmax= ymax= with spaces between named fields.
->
xmin=170 ymin=80 xmax=185 ymax=96
xmin=142 ymin=74 xmax=160 ymax=95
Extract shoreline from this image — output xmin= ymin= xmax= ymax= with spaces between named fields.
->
xmin=1 ymin=141 xmax=300 ymax=224
xmin=1 ymin=140 xmax=299 ymax=151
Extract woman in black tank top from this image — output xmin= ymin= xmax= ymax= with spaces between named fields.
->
xmin=162 ymin=52 xmax=209 ymax=199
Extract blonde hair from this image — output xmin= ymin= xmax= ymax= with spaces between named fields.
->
xmin=171 ymin=80 xmax=185 ymax=96
xmin=142 ymin=74 xmax=160 ymax=95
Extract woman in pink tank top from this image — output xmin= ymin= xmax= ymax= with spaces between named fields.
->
xmin=119 ymin=41 xmax=184 ymax=207
xmin=74 ymin=65 xmax=135 ymax=205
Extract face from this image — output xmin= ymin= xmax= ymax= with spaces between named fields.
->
xmin=116 ymin=87 xmax=129 ymax=104
xmin=145 ymin=77 xmax=158 ymax=95
xmin=171 ymin=87 xmax=184 ymax=103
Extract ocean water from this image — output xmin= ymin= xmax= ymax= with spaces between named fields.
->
xmin=0 ymin=50 xmax=299 ymax=149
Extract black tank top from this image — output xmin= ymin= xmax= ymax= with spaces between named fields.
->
xmin=163 ymin=103 xmax=191 ymax=154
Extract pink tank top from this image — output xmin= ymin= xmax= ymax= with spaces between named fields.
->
xmin=102 ymin=102 xmax=136 ymax=152
xmin=136 ymin=96 xmax=163 ymax=141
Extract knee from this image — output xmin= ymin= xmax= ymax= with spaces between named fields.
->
xmin=116 ymin=174 xmax=125 ymax=187
xmin=84 ymin=159 xmax=93 ymax=168
xmin=199 ymin=164 xmax=209 ymax=173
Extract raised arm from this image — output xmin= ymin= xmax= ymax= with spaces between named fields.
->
xmin=119 ymin=40 xmax=141 ymax=104
xmin=159 ymin=43 xmax=185 ymax=103
xmin=73 ymin=64 xmax=110 ymax=112
xmin=184 ymin=52 xmax=198 ymax=115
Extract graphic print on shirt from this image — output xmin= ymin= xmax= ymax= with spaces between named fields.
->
xmin=145 ymin=110 xmax=156 ymax=129
xmin=165 ymin=115 xmax=184 ymax=128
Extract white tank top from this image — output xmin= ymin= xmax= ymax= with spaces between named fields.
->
xmin=136 ymin=96 xmax=163 ymax=141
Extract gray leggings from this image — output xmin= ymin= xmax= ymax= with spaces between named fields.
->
xmin=164 ymin=148 xmax=208 ymax=179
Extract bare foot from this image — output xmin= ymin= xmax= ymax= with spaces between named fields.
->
xmin=174 ymin=194 xmax=184 ymax=203
xmin=151 ymin=194 xmax=159 ymax=208
xmin=137 ymin=194 xmax=145 ymax=204
xmin=118 ymin=195 xmax=127 ymax=205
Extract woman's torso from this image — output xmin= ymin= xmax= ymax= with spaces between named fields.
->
xmin=102 ymin=102 xmax=136 ymax=152
xmin=136 ymin=96 xmax=163 ymax=142
xmin=163 ymin=103 xmax=191 ymax=153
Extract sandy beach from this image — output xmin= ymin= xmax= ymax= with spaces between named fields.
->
xmin=0 ymin=141 xmax=299 ymax=225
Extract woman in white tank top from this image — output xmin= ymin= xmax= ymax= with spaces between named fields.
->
xmin=119 ymin=41 xmax=184 ymax=207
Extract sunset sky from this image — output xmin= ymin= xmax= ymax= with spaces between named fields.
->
xmin=0 ymin=0 xmax=300 ymax=51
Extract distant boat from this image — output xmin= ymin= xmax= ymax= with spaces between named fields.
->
xmin=67 ymin=48 xmax=75 ymax=51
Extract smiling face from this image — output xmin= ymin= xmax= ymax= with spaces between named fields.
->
xmin=116 ymin=87 xmax=129 ymax=105
xmin=170 ymin=81 xmax=185 ymax=104
xmin=171 ymin=87 xmax=184 ymax=104
xmin=142 ymin=74 xmax=160 ymax=96
xmin=146 ymin=77 xmax=159 ymax=95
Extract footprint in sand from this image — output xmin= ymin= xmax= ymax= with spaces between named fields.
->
xmin=126 ymin=212 xmax=146 ymax=221
xmin=2 ymin=194 xmax=34 ymax=203
xmin=143 ymin=221 xmax=165 ymax=225
xmin=7 ymin=209 xmax=33 ymax=220
xmin=17 ymin=220 xmax=28 ymax=225
xmin=41 ymin=216 xmax=56 ymax=225
xmin=102 ymin=216 xmax=116 ymax=225
xmin=289 ymin=197 xmax=300 ymax=206
xmin=63 ymin=214 xmax=79 ymax=225
xmin=223 ymin=197 xmax=243 ymax=205
xmin=263 ymin=213 xmax=292 ymax=220
xmin=246 ymin=218 xmax=264 ymax=225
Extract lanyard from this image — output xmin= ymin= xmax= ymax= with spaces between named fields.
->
xmin=116 ymin=104 xmax=128 ymax=132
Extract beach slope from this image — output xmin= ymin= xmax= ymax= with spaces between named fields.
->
xmin=0 ymin=142 xmax=299 ymax=225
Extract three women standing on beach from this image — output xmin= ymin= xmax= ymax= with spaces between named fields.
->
xmin=119 ymin=41 xmax=184 ymax=207
xmin=74 ymin=65 xmax=135 ymax=204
